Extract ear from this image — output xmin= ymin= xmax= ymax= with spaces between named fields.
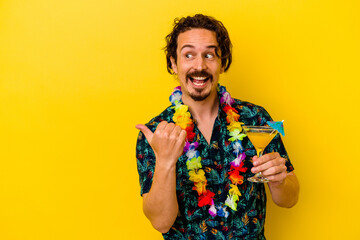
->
xmin=170 ymin=56 xmax=178 ymax=74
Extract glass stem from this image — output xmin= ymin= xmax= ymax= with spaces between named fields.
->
xmin=256 ymin=150 xmax=264 ymax=178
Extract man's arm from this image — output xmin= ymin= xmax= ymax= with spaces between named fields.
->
xmin=267 ymin=171 xmax=299 ymax=208
xmin=136 ymin=122 xmax=186 ymax=233
xmin=251 ymin=152 xmax=299 ymax=208
xmin=142 ymin=162 xmax=178 ymax=233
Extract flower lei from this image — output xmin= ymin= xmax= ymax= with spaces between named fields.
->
xmin=169 ymin=84 xmax=247 ymax=218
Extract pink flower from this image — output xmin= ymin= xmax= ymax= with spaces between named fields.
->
xmin=208 ymin=204 xmax=217 ymax=217
xmin=230 ymin=152 xmax=246 ymax=167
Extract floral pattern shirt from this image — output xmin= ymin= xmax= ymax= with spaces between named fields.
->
xmin=136 ymin=98 xmax=294 ymax=240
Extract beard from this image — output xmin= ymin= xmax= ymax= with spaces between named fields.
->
xmin=186 ymin=70 xmax=213 ymax=101
xmin=189 ymin=89 xmax=211 ymax=101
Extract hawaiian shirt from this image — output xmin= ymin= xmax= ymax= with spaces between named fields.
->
xmin=136 ymin=98 xmax=294 ymax=240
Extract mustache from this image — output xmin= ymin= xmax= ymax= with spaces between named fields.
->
xmin=187 ymin=70 xmax=212 ymax=79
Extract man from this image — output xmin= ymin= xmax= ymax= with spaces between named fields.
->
xmin=136 ymin=14 xmax=299 ymax=239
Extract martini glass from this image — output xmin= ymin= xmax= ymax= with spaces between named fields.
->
xmin=242 ymin=126 xmax=278 ymax=183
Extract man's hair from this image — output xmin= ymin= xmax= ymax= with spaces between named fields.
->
xmin=164 ymin=14 xmax=232 ymax=74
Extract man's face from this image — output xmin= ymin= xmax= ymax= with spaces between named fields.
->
xmin=170 ymin=28 xmax=224 ymax=102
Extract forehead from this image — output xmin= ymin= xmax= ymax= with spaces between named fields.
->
xmin=177 ymin=28 xmax=218 ymax=51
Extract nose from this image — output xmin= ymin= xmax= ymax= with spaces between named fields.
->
xmin=194 ymin=56 xmax=207 ymax=71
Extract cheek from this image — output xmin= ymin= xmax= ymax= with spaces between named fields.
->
xmin=208 ymin=60 xmax=221 ymax=70
xmin=211 ymin=67 xmax=222 ymax=76
xmin=178 ymin=64 xmax=192 ymax=75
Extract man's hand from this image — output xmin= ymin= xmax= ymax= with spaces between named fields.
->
xmin=252 ymin=152 xmax=299 ymax=208
xmin=136 ymin=121 xmax=187 ymax=168
xmin=251 ymin=152 xmax=287 ymax=185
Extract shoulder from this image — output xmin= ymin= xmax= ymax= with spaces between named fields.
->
xmin=136 ymin=105 xmax=174 ymax=153
xmin=232 ymin=98 xmax=269 ymax=115
xmin=145 ymin=105 xmax=175 ymax=132
xmin=231 ymin=98 xmax=272 ymax=125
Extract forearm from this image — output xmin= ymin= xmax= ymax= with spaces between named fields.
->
xmin=268 ymin=172 xmax=299 ymax=208
xmin=143 ymin=161 xmax=179 ymax=233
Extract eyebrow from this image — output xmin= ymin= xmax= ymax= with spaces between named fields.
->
xmin=180 ymin=44 xmax=218 ymax=51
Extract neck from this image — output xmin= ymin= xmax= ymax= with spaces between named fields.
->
xmin=182 ymin=91 xmax=219 ymax=123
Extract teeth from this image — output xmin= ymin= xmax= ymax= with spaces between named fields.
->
xmin=189 ymin=76 xmax=208 ymax=87
xmin=193 ymin=81 xmax=206 ymax=86
xmin=192 ymin=77 xmax=207 ymax=80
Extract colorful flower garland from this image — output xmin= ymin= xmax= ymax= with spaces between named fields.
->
xmin=169 ymin=84 xmax=247 ymax=218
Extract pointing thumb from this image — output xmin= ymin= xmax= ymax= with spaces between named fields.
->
xmin=136 ymin=124 xmax=153 ymax=142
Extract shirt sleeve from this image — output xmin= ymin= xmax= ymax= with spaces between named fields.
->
xmin=136 ymin=125 xmax=156 ymax=196
xmin=257 ymin=106 xmax=295 ymax=173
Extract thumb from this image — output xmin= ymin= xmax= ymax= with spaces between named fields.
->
xmin=136 ymin=124 xmax=153 ymax=142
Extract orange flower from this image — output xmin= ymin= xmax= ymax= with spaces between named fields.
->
xmin=226 ymin=110 xmax=240 ymax=123
xmin=192 ymin=180 xmax=207 ymax=195
xmin=228 ymin=172 xmax=244 ymax=185
xmin=230 ymin=162 xmax=247 ymax=173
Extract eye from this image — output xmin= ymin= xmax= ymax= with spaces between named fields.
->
xmin=205 ymin=53 xmax=214 ymax=59
xmin=185 ymin=53 xmax=193 ymax=59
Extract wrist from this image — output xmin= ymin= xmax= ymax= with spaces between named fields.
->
xmin=268 ymin=178 xmax=286 ymax=189
xmin=155 ymin=157 xmax=177 ymax=171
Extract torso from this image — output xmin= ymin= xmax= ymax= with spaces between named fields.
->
xmin=195 ymin=116 xmax=218 ymax=144
xmin=137 ymin=98 xmax=294 ymax=239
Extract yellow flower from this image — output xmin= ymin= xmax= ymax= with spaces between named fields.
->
xmin=174 ymin=104 xmax=188 ymax=113
xmin=225 ymin=194 xmax=239 ymax=211
xmin=186 ymin=157 xmax=202 ymax=170
xmin=227 ymin=121 xmax=243 ymax=132
xmin=189 ymin=169 xmax=206 ymax=182
xmin=229 ymin=184 xmax=241 ymax=196
xmin=173 ymin=106 xmax=192 ymax=129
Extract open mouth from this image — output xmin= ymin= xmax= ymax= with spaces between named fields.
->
xmin=188 ymin=74 xmax=212 ymax=88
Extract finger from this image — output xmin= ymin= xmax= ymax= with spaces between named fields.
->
xmin=167 ymin=124 xmax=180 ymax=143
xmin=252 ymin=157 xmax=285 ymax=174
xmin=171 ymin=125 xmax=182 ymax=137
xmin=136 ymin=124 xmax=153 ymax=142
xmin=265 ymin=171 xmax=287 ymax=183
xmin=173 ymin=130 xmax=187 ymax=159
xmin=178 ymin=129 xmax=187 ymax=144
xmin=155 ymin=121 xmax=168 ymax=134
xmin=261 ymin=164 xmax=287 ymax=177
xmin=153 ymin=121 xmax=169 ymax=140
xmin=163 ymin=122 xmax=176 ymax=135
xmin=253 ymin=152 xmax=278 ymax=167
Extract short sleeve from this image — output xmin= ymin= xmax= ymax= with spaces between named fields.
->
xmin=257 ymin=106 xmax=295 ymax=173
xmin=136 ymin=128 xmax=156 ymax=196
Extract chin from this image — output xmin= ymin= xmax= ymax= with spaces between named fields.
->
xmin=182 ymin=77 xmax=218 ymax=102
xmin=188 ymin=87 xmax=213 ymax=101
xmin=190 ymin=93 xmax=210 ymax=101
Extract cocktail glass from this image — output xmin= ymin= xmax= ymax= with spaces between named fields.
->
xmin=242 ymin=125 xmax=278 ymax=183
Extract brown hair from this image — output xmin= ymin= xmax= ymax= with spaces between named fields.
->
xmin=164 ymin=14 xmax=232 ymax=74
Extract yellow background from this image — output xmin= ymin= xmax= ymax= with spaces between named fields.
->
xmin=1 ymin=0 xmax=359 ymax=239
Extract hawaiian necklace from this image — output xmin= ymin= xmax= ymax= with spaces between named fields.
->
xmin=169 ymin=84 xmax=247 ymax=218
